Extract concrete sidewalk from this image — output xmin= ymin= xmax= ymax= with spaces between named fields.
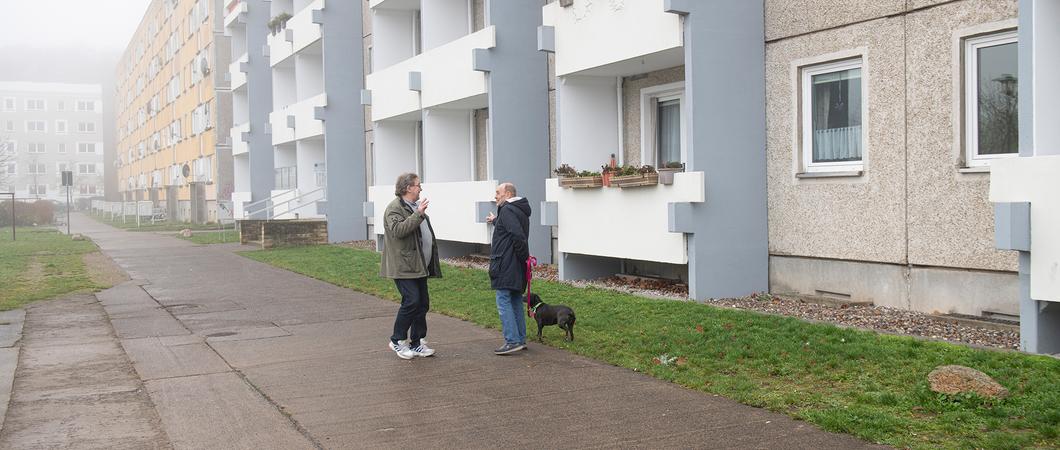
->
xmin=59 ymin=213 xmax=883 ymax=449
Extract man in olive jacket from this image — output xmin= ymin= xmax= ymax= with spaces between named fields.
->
xmin=381 ymin=173 xmax=441 ymax=359
xmin=485 ymin=182 xmax=531 ymax=355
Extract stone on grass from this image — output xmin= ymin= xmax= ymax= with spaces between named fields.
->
xmin=180 ymin=229 xmax=193 ymax=238
xmin=71 ymin=234 xmax=86 ymax=241
xmin=928 ymin=365 xmax=1009 ymax=398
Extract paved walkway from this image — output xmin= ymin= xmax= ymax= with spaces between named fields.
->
xmin=18 ymin=213 xmax=881 ymax=449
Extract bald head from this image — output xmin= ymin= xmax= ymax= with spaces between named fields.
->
xmin=494 ymin=182 xmax=517 ymax=206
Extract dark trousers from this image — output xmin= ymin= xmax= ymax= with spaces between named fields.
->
xmin=391 ymin=277 xmax=430 ymax=346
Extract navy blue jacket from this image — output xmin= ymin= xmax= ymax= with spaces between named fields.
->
xmin=489 ymin=197 xmax=531 ymax=292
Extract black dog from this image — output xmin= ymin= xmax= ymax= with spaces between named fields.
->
xmin=527 ymin=293 xmax=576 ymax=342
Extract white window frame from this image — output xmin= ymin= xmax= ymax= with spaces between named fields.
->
xmin=4 ymin=162 xmax=16 ymax=175
xmin=800 ymin=58 xmax=867 ymax=173
xmin=57 ymin=143 xmax=67 ymax=154
xmin=76 ymin=100 xmax=96 ymax=112
xmin=2 ymin=97 xmax=14 ymax=112
xmin=78 ymin=163 xmax=97 ymax=175
xmin=27 ymin=142 xmax=46 ymax=154
xmin=26 ymin=120 xmax=47 ymax=133
xmin=4 ymin=120 xmax=13 ymax=132
xmin=28 ymin=184 xmax=47 ymax=196
xmin=78 ymin=122 xmax=97 ymax=133
xmin=964 ymin=30 xmax=1019 ymax=168
xmin=639 ymin=81 xmax=687 ymax=167
xmin=28 ymin=163 xmax=46 ymax=175
xmin=25 ymin=99 xmax=45 ymax=111
xmin=56 ymin=120 xmax=68 ymax=134
xmin=78 ymin=142 xmax=97 ymax=154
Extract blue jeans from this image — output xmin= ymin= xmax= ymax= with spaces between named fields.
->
xmin=391 ymin=278 xmax=429 ymax=347
xmin=496 ymin=289 xmax=526 ymax=345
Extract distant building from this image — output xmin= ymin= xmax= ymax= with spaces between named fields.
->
xmin=0 ymin=82 xmax=105 ymax=203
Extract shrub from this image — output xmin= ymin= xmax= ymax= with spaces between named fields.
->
xmin=0 ymin=200 xmax=55 ymax=227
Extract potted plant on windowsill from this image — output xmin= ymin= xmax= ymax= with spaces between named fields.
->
xmin=609 ymin=164 xmax=659 ymax=188
xmin=657 ymin=161 xmax=685 ymax=185
xmin=555 ymin=164 xmax=602 ymax=188
xmin=268 ymin=12 xmax=292 ymax=35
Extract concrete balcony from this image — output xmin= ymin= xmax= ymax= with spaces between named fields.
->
xmin=366 ymin=26 xmax=495 ymax=121
xmin=269 ymin=93 xmax=326 ymax=145
xmin=368 ymin=0 xmax=418 ymax=9
xmin=544 ymin=171 xmax=704 ymax=264
xmin=229 ymin=52 xmax=249 ymax=90
xmin=542 ymin=0 xmax=682 ymax=77
xmin=368 ymin=180 xmax=496 ymax=244
xmin=224 ymin=0 xmax=247 ymax=29
xmin=268 ymin=0 xmax=324 ymax=67
xmin=231 ymin=121 xmax=250 ymax=156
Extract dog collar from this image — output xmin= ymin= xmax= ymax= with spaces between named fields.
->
xmin=529 ymin=302 xmax=542 ymax=317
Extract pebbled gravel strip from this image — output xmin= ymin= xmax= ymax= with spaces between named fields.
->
xmin=444 ymin=256 xmax=1020 ymax=350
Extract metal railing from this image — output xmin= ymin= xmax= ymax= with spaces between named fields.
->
xmin=241 ymin=187 xmax=326 ymax=220
xmin=275 ymin=166 xmax=297 ymax=190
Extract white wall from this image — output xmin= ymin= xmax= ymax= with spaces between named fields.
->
xmin=546 ymin=172 xmax=705 ymax=264
xmin=295 ymin=53 xmax=323 ymax=101
xmin=296 ymin=139 xmax=324 ymax=192
xmin=374 ymin=121 xmax=418 ymax=185
xmin=273 ymin=67 xmax=296 ymax=109
xmin=991 ymin=155 xmax=1060 ymax=302
xmin=233 ymin=90 xmax=248 ymax=124
xmin=233 ymin=154 xmax=250 ymax=192
xmin=370 ymin=180 xmax=495 ymax=244
xmin=423 ymin=109 xmax=472 ymax=182
xmin=557 ymin=75 xmax=619 ymax=171
xmin=421 ymin=0 xmax=469 ymax=51
xmin=373 ymin=9 xmax=417 ymax=70
xmin=1032 ymin=0 xmax=1060 ymax=155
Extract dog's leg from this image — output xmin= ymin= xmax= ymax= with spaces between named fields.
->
xmin=567 ymin=321 xmax=574 ymax=341
xmin=536 ymin=321 xmax=543 ymax=342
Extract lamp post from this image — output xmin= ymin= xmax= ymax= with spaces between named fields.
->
xmin=2 ymin=192 xmax=13 ymax=241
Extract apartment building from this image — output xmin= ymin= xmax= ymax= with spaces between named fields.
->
xmin=364 ymin=0 xmax=551 ymax=260
xmin=116 ymin=0 xmax=232 ymax=224
xmin=224 ymin=0 xmax=367 ymax=242
xmin=0 ymin=82 xmax=105 ymax=203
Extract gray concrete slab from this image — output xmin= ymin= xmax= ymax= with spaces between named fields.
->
xmin=0 ymin=310 xmax=25 ymax=348
xmin=121 ymin=337 xmax=231 ymax=381
xmin=0 ymin=347 xmax=18 ymax=430
xmin=145 ymin=372 xmax=315 ymax=450
xmin=67 ymin=212 xmax=885 ymax=449
xmin=0 ymin=295 xmax=170 ymax=449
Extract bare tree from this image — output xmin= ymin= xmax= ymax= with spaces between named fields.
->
xmin=0 ymin=138 xmax=14 ymax=192
xmin=977 ymin=74 xmax=1019 ymax=155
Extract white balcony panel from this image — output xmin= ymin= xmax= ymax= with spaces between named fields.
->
xmin=367 ymin=27 xmax=495 ymax=121
xmin=546 ymin=171 xmax=705 ymax=264
xmin=542 ymin=0 xmax=682 ymax=77
xmin=232 ymin=190 xmax=251 ymax=219
xmin=288 ymin=0 xmax=324 ymax=55
xmin=421 ymin=27 xmax=494 ymax=109
xmin=229 ymin=52 xmax=249 ymax=90
xmin=292 ymin=93 xmax=326 ymax=141
xmin=270 ymin=110 xmax=294 ymax=145
xmin=224 ymin=0 xmax=247 ymax=29
xmin=268 ymin=28 xmax=294 ymax=67
xmin=270 ymin=188 xmax=299 ymax=219
xmin=369 ymin=180 xmax=495 ymax=244
xmin=990 ymin=155 xmax=1060 ymax=302
xmin=232 ymin=121 xmax=250 ymax=156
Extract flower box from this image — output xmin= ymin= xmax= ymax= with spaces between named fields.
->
xmin=610 ymin=172 xmax=659 ymax=188
xmin=558 ymin=176 xmax=604 ymax=188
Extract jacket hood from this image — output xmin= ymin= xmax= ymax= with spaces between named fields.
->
xmin=506 ymin=197 xmax=532 ymax=217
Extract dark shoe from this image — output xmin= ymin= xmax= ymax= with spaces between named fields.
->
xmin=494 ymin=343 xmax=526 ymax=355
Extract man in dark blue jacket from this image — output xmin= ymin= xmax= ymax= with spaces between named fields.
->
xmin=486 ymin=182 xmax=531 ymax=355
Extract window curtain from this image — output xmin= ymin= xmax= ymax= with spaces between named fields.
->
xmin=811 ymin=68 xmax=862 ymax=163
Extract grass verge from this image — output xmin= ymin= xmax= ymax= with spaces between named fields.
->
xmin=0 ymin=227 xmax=104 ymax=310
xmin=241 ymin=244 xmax=1060 ymax=449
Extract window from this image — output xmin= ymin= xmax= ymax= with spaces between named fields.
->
xmin=28 ymin=163 xmax=46 ymax=175
xmin=25 ymin=99 xmax=45 ymax=111
xmin=27 ymin=142 xmax=45 ymax=153
xmin=79 ymin=185 xmax=98 ymax=195
xmin=1 ymin=140 xmax=16 ymax=154
xmin=56 ymin=120 xmax=67 ymax=134
xmin=28 ymin=185 xmax=47 ymax=196
xmin=76 ymin=100 xmax=96 ymax=112
xmin=57 ymin=100 xmax=65 ymax=111
xmin=57 ymin=143 xmax=67 ymax=154
xmin=4 ymin=120 xmax=13 ymax=132
xmin=2 ymin=98 xmax=14 ymax=111
xmin=78 ymin=163 xmax=97 ymax=175
xmin=640 ymin=82 xmax=686 ymax=166
xmin=56 ymin=162 xmax=68 ymax=175
xmin=78 ymin=142 xmax=97 ymax=154
xmin=4 ymin=162 xmax=15 ymax=175
xmin=78 ymin=122 xmax=96 ymax=133
xmin=801 ymin=58 xmax=864 ymax=173
xmin=965 ymin=31 xmax=1018 ymax=167
xmin=26 ymin=120 xmax=46 ymax=132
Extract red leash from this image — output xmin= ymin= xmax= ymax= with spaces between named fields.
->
xmin=525 ymin=255 xmax=538 ymax=318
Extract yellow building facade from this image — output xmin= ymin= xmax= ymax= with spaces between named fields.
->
xmin=116 ymin=0 xmax=231 ymax=223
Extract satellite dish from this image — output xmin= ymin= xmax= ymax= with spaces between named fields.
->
xmin=182 ymin=164 xmax=191 ymax=178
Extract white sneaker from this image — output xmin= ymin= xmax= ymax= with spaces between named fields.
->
xmin=388 ymin=340 xmax=415 ymax=360
xmin=410 ymin=342 xmax=435 ymax=357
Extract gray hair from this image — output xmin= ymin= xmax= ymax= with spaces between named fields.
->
xmin=394 ymin=173 xmax=420 ymax=197
xmin=499 ymin=182 xmax=517 ymax=196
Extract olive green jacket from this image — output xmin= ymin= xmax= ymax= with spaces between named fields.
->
xmin=379 ymin=197 xmax=442 ymax=279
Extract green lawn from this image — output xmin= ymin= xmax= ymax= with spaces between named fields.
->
xmin=177 ymin=229 xmax=239 ymax=245
xmin=89 ymin=212 xmax=220 ymax=232
xmin=242 ymin=244 xmax=1060 ymax=449
xmin=0 ymin=227 xmax=104 ymax=310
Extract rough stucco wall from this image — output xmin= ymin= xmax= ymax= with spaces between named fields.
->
xmin=621 ymin=66 xmax=684 ymax=167
xmin=905 ymin=0 xmax=1018 ymax=271
xmin=547 ymin=52 xmax=557 ymax=175
xmin=766 ymin=17 xmax=907 ymax=264
xmin=473 ymin=0 xmax=485 ymax=32
xmin=765 ymin=0 xmax=904 ymax=41
xmin=474 ymin=108 xmax=488 ymax=181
